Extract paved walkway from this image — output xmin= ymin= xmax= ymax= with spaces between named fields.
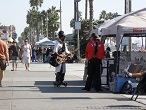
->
xmin=0 ymin=62 xmax=146 ymax=110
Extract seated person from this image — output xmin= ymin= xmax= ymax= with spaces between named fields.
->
xmin=124 ymin=66 xmax=144 ymax=78
xmin=126 ymin=71 xmax=144 ymax=78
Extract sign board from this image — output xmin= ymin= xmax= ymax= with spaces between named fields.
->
xmin=124 ymin=33 xmax=146 ymax=37
xmin=75 ymin=21 xmax=81 ymax=30
xmin=133 ymin=28 xmax=146 ymax=32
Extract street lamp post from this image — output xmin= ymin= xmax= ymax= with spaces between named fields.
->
xmin=74 ymin=0 xmax=81 ymax=61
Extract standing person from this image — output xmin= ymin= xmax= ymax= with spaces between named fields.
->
xmin=9 ymin=41 xmax=20 ymax=71
xmin=82 ymin=33 xmax=104 ymax=91
xmin=42 ymin=47 xmax=47 ymax=63
xmin=45 ymin=47 xmax=53 ymax=63
xmin=0 ymin=34 xmax=9 ymax=86
xmin=31 ymin=46 xmax=36 ymax=62
xmin=38 ymin=47 xmax=42 ymax=62
xmin=21 ymin=39 xmax=32 ymax=71
xmin=53 ymin=31 xmax=70 ymax=85
xmin=105 ymin=46 xmax=111 ymax=58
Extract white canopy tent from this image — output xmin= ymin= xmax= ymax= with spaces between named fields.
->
xmin=98 ymin=7 xmax=146 ymax=49
xmin=98 ymin=7 xmax=146 ymax=75
xmin=35 ymin=37 xmax=51 ymax=45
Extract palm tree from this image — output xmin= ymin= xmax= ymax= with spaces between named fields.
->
xmin=40 ymin=10 xmax=47 ymax=36
xmin=99 ymin=10 xmax=107 ymax=20
xmin=29 ymin=0 xmax=43 ymax=41
xmin=47 ymin=6 xmax=60 ymax=39
xmin=29 ymin=0 xmax=43 ymax=10
xmin=106 ymin=12 xmax=113 ymax=20
xmin=26 ymin=9 xmax=41 ymax=42
xmin=89 ymin=0 xmax=94 ymax=33
xmin=113 ymin=12 xmax=119 ymax=18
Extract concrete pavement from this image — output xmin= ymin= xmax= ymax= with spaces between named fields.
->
xmin=0 ymin=62 xmax=146 ymax=110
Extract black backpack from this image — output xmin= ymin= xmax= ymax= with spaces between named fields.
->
xmin=49 ymin=53 xmax=60 ymax=67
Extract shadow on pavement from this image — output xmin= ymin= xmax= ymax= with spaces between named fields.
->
xmin=87 ymin=105 xmax=142 ymax=109
xmin=34 ymin=80 xmax=110 ymax=93
xmin=35 ymin=80 xmax=84 ymax=86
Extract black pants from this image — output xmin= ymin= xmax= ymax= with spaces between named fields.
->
xmin=55 ymin=63 xmax=65 ymax=83
xmin=43 ymin=54 xmax=46 ymax=62
xmin=85 ymin=58 xmax=101 ymax=90
xmin=56 ymin=72 xmax=65 ymax=83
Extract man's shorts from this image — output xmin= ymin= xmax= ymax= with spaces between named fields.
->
xmin=11 ymin=56 xmax=18 ymax=62
xmin=0 ymin=58 xmax=6 ymax=70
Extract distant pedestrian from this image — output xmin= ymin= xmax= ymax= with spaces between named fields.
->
xmin=105 ymin=47 xmax=111 ymax=58
xmin=82 ymin=33 xmax=104 ymax=91
xmin=42 ymin=47 xmax=47 ymax=63
xmin=9 ymin=41 xmax=20 ymax=71
xmin=32 ymin=46 xmax=37 ymax=62
xmin=0 ymin=34 xmax=9 ymax=86
xmin=45 ymin=47 xmax=53 ymax=63
xmin=38 ymin=47 xmax=42 ymax=62
xmin=21 ymin=39 xmax=32 ymax=71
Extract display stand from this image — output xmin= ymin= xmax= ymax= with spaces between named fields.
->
xmin=102 ymin=58 xmax=114 ymax=85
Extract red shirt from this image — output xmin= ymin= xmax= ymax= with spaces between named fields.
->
xmin=85 ymin=40 xmax=104 ymax=60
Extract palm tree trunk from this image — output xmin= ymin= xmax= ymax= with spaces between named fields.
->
xmin=36 ymin=22 xmax=39 ymax=41
xmin=32 ymin=27 xmax=35 ymax=45
xmin=85 ymin=0 xmax=88 ymax=19
xmin=29 ymin=27 xmax=32 ymax=44
xmin=89 ymin=0 xmax=93 ymax=33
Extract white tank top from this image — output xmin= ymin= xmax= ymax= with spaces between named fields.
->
xmin=23 ymin=44 xmax=30 ymax=57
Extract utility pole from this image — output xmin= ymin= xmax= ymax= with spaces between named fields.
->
xmin=125 ymin=0 xmax=131 ymax=14
xmin=60 ymin=0 xmax=62 ymax=31
xmin=125 ymin=0 xmax=132 ymax=61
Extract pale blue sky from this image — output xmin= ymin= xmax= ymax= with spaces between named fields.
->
xmin=0 ymin=0 xmax=145 ymax=37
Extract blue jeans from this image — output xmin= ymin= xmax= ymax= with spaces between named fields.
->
xmin=46 ymin=55 xmax=51 ymax=62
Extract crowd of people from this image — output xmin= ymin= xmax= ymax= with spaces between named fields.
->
xmin=8 ymin=41 xmax=52 ymax=70
xmin=31 ymin=46 xmax=53 ymax=63
xmin=8 ymin=41 xmax=54 ymax=63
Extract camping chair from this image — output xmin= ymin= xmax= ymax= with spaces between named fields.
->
xmin=123 ymin=63 xmax=144 ymax=101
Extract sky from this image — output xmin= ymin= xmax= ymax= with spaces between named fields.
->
xmin=0 ymin=0 xmax=146 ymax=37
